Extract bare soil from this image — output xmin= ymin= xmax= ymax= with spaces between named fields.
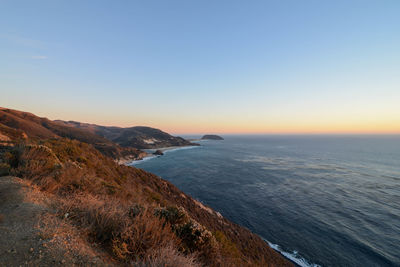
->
xmin=0 ymin=176 xmax=115 ymax=266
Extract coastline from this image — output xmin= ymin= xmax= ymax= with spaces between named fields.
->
xmin=127 ymin=144 xmax=201 ymax=165
xmin=265 ymin=240 xmax=320 ymax=267
xmin=126 ymin=139 xmax=319 ymax=267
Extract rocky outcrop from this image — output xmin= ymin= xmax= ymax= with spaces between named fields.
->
xmin=153 ymin=150 xmax=164 ymax=156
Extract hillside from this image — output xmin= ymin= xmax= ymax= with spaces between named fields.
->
xmin=0 ymin=108 xmax=292 ymax=267
xmin=0 ymin=108 xmax=143 ymax=161
xmin=0 ymin=176 xmax=115 ymax=266
xmin=0 ymin=135 xmax=291 ymax=266
xmin=56 ymin=120 xmax=198 ymax=149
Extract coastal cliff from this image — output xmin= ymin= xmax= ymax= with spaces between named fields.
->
xmin=0 ymin=108 xmax=291 ymax=266
xmin=0 ymin=107 xmax=197 ymax=163
xmin=56 ymin=121 xmax=198 ymax=149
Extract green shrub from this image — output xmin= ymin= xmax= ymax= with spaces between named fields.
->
xmin=176 ymin=222 xmax=202 ymax=253
xmin=155 ymin=206 xmax=185 ymax=225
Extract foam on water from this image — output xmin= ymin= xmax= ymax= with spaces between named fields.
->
xmin=128 ymin=145 xmax=200 ymax=165
xmin=265 ymin=240 xmax=321 ymax=267
xmin=128 ymin=155 xmax=157 ymax=165
xmin=162 ymin=145 xmax=200 ymax=154
xmin=126 ymin=135 xmax=400 ymax=266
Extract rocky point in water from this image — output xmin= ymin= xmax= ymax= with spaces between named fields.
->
xmin=201 ymin=135 xmax=224 ymax=140
xmin=153 ymin=150 xmax=164 ymax=156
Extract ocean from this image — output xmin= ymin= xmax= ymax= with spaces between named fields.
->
xmin=129 ymin=135 xmax=400 ymax=266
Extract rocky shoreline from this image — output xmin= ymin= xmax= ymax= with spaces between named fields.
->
xmin=127 ymin=144 xmax=201 ymax=165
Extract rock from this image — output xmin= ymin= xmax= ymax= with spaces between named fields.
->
xmin=201 ymin=135 xmax=224 ymax=140
xmin=153 ymin=150 xmax=164 ymax=156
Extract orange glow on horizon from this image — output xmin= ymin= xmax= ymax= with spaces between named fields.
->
xmin=6 ymin=105 xmax=400 ymax=136
xmin=89 ymin=118 xmax=400 ymax=135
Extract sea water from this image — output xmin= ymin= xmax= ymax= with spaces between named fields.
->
xmin=129 ymin=135 xmax=400 ymax=266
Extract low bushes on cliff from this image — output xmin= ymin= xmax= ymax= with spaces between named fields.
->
xmin=1 ymin=138 xmax=291 ymax=267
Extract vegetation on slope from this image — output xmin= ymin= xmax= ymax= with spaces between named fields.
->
xmin=0 ymin=108 xmax=143 ymax=161
xmin=0 ymin=107 xmax=291 ymax=266
xmin=0 ymin=138 xmax=291 ymax=266
xmin=56 ymin=120 xmax=197 ymax=149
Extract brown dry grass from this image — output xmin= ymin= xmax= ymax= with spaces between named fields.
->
xmin=37 ymin=210 xmax=115 ymax=265
xmin=1 ymin=138 xmax=292 ymax=267
xmin=134 ymin=244 xmax=201 ymax=267
xmin=57 ymin=193 xmax=183 ymax=263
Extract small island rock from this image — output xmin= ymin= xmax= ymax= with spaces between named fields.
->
xmin=201 ymin=135 xmax=224 ymax=140
xmin=153 ymin=150 xmax=164 ymax=156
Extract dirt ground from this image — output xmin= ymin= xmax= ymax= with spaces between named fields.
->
xmin=0 ymin=176 xmax=115 ymax=266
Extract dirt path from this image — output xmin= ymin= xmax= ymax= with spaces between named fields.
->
xmin=0 ymin=176 xmax=114 ymax=266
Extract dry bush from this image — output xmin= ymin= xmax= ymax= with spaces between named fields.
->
xmin=117 ymin=208 xmax=179 ymax=260
xmin=134 ymin=244 xmax=201 ymax=267
xmin=13 ymin=144 xmax=59 ymax=180
xmin=3 ymin=139 xmax=292 ymax=267
xmin=36 ymin=212 xmax=111 ymax=263
xmin=0 ymin=163 xmax=10 ymax=176
xmin=58 ymin=193 xmax=180 ymax=263
xmin=0 ymin=214 xmax=4 ymax=223
xmin=59 ymin=194 xmax=127 ymax=243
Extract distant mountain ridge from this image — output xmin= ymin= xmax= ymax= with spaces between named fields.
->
xmin=0 ymin=107 xmax=144 ymax=161
xmin=55 ymin=120 xmax=198 ymax=149
xmin=0 ymin=107 xmax=196 ymax=161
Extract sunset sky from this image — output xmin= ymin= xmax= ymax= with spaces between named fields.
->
xmin=1 ymin=0 xmax=400 ymax=134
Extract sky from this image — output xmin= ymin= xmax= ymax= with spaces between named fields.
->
xmin=1 ymin=0 xmax=400 ymax=134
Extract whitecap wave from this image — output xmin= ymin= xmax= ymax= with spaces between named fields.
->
xmin=265 ymin=239 xmax=321 ymax=267
xmin=162 ymin=145 xmax=200 ymax=154
xmin=128 ymin=145 xmax=200 ymax=165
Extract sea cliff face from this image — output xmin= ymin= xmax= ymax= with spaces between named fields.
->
xmin=0 ymin=107 xmax=291 ymax=266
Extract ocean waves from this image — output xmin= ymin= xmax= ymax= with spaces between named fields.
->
xmin=132 ymin=135 xmax=400 ymax=266
xmin=265 ymin=240 xmax=321 ymax=267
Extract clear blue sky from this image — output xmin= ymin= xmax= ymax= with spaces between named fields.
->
xmin=1 ymin=0 xmax=399 ymax=134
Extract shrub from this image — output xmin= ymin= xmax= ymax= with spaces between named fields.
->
xmin=117 ymin=208 xmax=179 ymax=260
xmin=3 ymin=138 xmax=289 ymax=267
xmin=0 ymin=162 xmax=10 ymax=176
xmin=134 ymin=245 xmax=201 ymax=267
xmin=155 ymin=206 xmax=186 ymax=225
xmin=58 ymin=194 xmax=179 ymax=262
xmin=128 ymin=204 xmax=144 ymax=218
xmin=214 ymin=231 xmax=241 ymax=260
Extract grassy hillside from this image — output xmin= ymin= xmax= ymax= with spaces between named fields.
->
xmin=0 ymin=107 xmax=291 ymax=266
xmin=56 ymin=120 xmax=197 ymax=149
xmin=0 ymin=139 xmax=290 ymax=266
xmin=0 ymin=108 xmax=143 ymax=161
